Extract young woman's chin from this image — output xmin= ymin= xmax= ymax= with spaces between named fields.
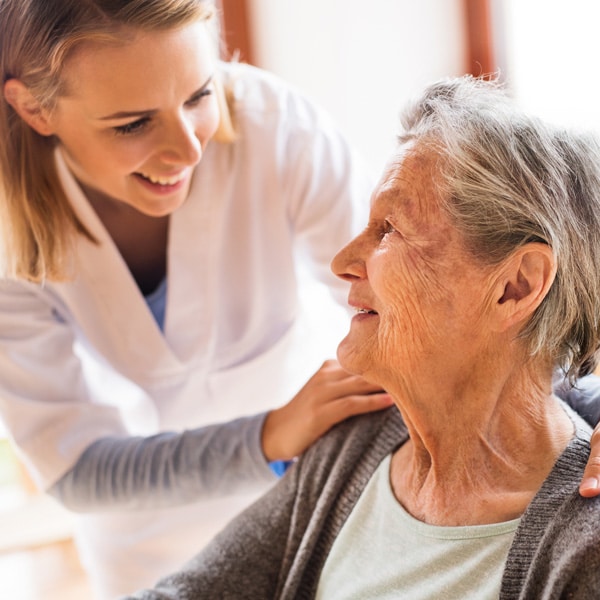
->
xmin=125 ymin=184 xmax=192 ymax=217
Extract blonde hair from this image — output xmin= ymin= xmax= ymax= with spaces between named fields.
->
xmin=0 ymin=0 xmax=235 ymax=281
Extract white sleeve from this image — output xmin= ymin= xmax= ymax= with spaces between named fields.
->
xmin=554 ymin=373 xmax=600 ymax=427
xmin=0 ymin=278 xmax=128 ymax=489
xmin=0 ymin=279 xmax=277 ymax=507
xmin=281 ymin=94 xmax=375 ymax=307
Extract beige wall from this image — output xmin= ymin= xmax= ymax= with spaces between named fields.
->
xmin=248 ymin=0 xmax=467 ymax=174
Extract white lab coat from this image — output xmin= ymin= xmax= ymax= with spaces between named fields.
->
xmin=0 ymin=63 xmax=373 ymax=597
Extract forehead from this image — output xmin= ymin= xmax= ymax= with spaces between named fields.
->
xmin=59 ymin=21 xmax=214 ymax=105
xmin=374 ymin=147 xmax=445 ymax=223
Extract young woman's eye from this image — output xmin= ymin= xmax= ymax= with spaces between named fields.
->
xmin=113 ymin=117 xmax=150 ymax=136
xmin=185 ymin=88 xmax=213 ymax=108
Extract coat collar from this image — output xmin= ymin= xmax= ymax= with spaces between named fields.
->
xmin=54 ymin=148 xmax=216 ymax=373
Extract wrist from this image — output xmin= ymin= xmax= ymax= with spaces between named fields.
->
xmin=261 ymin=408 xmax=284 ymax=462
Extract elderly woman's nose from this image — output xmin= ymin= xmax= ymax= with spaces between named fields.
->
xmin=331 ymin=237 xmax=365 ymax=281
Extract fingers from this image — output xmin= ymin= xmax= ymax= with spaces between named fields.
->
xmin=311 ymin=360 xmax=384 ymax=397
xmin=262 ymin=360 xmax=393 ymax=462
xmin=321 ymin=392 xmax=394 ymax=423
xmin=330 ymin=375 xmax=384 ymax=397
xmin=580 ymin=424 xmax=600 ymax=497
xmin=262 ymin=391 xmax=393 ymax=462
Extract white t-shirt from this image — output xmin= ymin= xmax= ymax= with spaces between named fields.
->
xmin=317 ymin=455 xmax=520 ymax=600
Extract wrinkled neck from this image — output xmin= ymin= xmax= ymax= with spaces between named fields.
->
xmin=387 ymin=355 xmax=573 ymax=526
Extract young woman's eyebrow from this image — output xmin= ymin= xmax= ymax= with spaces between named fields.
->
xmin=98 ymin=74 xmax=214 ymax=120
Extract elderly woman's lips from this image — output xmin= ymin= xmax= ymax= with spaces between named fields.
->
xmin=349 ymin=299 xmax=378 ymax=317
xmin=353 ymin=308 xmax=379 ymax=321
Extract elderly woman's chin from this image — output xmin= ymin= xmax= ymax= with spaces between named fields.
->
xmin=336 ymin=330 xmax=370 ymax=378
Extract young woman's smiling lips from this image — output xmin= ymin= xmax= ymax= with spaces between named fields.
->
xmin=133 ymin=170 xmax=190 ymax=195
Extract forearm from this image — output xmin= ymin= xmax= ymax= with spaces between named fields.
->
xmin=48 ymin=413 xmax=276 ymax=512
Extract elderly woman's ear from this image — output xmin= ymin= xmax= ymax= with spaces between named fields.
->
xmin=493 ymin=242 xmax=556 ymax=332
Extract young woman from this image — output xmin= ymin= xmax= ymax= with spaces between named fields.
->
xmin=0 ymin=1 xmax=392 ymax=596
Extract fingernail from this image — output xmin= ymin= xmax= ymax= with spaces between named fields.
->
xmin=581 ymin=477 xmax=599 ymax=492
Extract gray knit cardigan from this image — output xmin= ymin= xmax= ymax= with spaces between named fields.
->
xmin=126 ymin=405 xmax=600 ymax=599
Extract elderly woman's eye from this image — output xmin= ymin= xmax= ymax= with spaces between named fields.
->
xmin=383 ymin=219 xmax=397 ymax=236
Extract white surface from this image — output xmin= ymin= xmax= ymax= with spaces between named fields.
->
xmin=502 ymin=0 xmax=600 ymax=132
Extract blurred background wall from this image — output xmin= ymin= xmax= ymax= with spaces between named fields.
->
xmin=219 ymin=0 xmax=600 ymax=174
xmin=247 ymin=0 xmax=468 ymax=174
xmin=221 ymin=0 xmax=470 ymax=174
xmin=502 ymin=0 xmax=600 ymax=133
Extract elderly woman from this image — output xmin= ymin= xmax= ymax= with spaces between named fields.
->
xmin=127 ymin=77 xmax=600 ymax=599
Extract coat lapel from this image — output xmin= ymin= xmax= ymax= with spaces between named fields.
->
xmin=54 ymin=149 xmax=183 ymax=376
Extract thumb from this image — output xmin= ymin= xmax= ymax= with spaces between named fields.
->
xmin=580 ymin=424 xmax=600 ymax=497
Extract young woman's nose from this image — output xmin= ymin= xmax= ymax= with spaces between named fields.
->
xmin=160 ymin=114 xmax=202 ymax=166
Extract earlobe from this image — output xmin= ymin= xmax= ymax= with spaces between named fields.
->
xmin=3 ymin=79 xmax=54 ymax=136
xmin=495 ymin=243 xmax=556 ymax=331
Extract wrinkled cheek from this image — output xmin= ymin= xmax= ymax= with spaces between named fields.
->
xmin=376 ymin=280 xmax=443 ymax=364
xmin=377 ymin=309 xmax=426 ymax=363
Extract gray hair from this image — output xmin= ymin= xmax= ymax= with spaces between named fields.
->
xmin=399 ymin=76 xmax=600 ymax=380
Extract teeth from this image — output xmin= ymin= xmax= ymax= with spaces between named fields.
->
xmin=356 ymin=308 xmax=376 ymax=314
xmin=141 ymin=172 xmax=186 ymax=186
